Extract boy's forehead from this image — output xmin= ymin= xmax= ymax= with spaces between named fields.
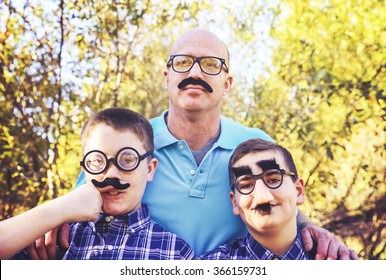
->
xmin=83 ymin=123 xmax=144 ymax=154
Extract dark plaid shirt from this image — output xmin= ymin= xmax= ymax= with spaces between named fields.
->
xmin=199 ymin=231 xmax=313 ymax=260
xmin=63 ymin=205 xmax=194 ymax=260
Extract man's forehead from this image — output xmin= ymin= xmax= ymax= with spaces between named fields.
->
xmin=170 ymin=31 xmax=227 ymax=57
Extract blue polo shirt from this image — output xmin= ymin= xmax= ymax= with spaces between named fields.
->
xmin=75 ymin=110 xmax=273 ymax=255
xmin=142 ymin=111 xmax=273 ymax=255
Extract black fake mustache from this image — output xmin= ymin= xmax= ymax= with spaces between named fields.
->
xmin=254 ymin=203 xmax=272 ymax=214
xmin=177 ymin=77 xmax=213 ymax=93
xmin=91 ymin=178 xmax=130 ymax=190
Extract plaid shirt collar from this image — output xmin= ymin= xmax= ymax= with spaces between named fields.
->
xmin=91 ymin=205 xmax=151 ymax=233
xmin=246 ymin=230 xmax=309 ymax=260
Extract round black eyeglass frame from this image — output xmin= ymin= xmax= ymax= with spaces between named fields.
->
xmin=234 ymin=169 xmax=295 ymax=195
xmin=80 ymin=147 xmax=152 ymax=175
xmin=166 ymin=54 xmax=229 ymax=75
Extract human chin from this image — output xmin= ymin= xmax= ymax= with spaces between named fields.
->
xmin=247 ymin=214 xmax=279 ymax=232
xmin=101 ymin=202 xmax=125 ymax=216
xmin=102 ymin=198 xmax=141 ymax=216
xmin=101 ymin=196 xmax=128 ymax=216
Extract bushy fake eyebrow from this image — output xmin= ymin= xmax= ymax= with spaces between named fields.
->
xmin=256 ymin=159 xmax=280 ymax=171
xmin=231 ymin=166 xmax=252 ymax=177
xmin=232 ymin=158 xmax=280 ymax=177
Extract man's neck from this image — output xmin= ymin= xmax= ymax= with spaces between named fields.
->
xmin=249 ymin=222 xmax=298 ymax=257
xmin=166 ymin=108 xmax=221 ymax=151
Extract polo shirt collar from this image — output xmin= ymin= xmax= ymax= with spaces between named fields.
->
xmin=217 ymin=115 xmax=239 ymax=150
xmin=153 ymin=110 xmax=236 ymax=150
xmin=152 ymin=110 xmax=179 ymax=149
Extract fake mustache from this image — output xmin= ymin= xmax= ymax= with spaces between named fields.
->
xmin=177 ymin=77 xmax=213 ymax=93
xmin=91 ymin=178 xmax=130 ymax=190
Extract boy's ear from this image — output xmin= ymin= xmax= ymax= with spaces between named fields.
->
xmin=146 ymin=158 xmax=158 ymax=182
xmin=229 ymin=191 xmax=240 ymax=216
xmin=295 ymin=178 xmax=305 ymax=205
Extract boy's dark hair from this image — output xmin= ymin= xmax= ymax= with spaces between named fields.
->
xmin=229 ymin=138 xmax=298 ymax=190
xmin=81 ymin=108 xmax=154 ymax=154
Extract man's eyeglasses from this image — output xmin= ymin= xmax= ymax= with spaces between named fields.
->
xmin=80 ymin=147 xmax=152 ymax=175
xmin=167 ymin=54 xmax=229 ymax=75
xmin=233 ymin=169 xmax=295 ymax=195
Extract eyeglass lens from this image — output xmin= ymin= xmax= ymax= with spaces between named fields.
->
xmin=117 ymin=149 xmax=140 ymax=170
xmin=172 ymin=55 xmax=224 ymax=75
xmin=84 ymin=151 xmax=107 ymax=173
xmin=235 ymin=169 xmax=284 ymax=194
xmin=82 ymin=148 xmax=141 ymax=174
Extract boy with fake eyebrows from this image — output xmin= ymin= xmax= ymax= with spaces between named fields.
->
xmin=200 ymin=138 xmax=315 ymax=260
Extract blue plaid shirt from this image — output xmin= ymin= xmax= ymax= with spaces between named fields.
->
xmin=199 ymin=231 xmax=313 ymax=260
xmin=62 ymin=205 xmax=194 ymax=260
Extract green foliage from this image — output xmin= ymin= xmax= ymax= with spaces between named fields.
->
xmin=0 ymin=0 xmax=384 ymax=259
xmin=246 ymin=0 xmax=385 ymax=259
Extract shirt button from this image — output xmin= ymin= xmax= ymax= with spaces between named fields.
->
xmin=272 ymin=256 xmax=281 ymax=260
xmin=189 ymin=169 xmax=195 ymax=175
xmin=105 ymin=216 xmax=113 ymax=222
xmin=107 ymin=245 xmax=114 ymax=251
xmin=179 ymin=144 xmax=184 ymax=150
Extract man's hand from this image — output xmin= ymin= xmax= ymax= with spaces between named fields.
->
xmin=301 ymin=225 xmax=359 ymax=260
xmin=26 ymin=223 xmax=70 ymax=260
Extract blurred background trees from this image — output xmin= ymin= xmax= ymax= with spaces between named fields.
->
xmin=0 ymin=0 xmax=384 ymax=259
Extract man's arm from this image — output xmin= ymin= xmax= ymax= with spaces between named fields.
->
xmin=24 ymin=223 xmax=71 ymax=260
xmin=297 ymin=211 xmax=358 ymax=260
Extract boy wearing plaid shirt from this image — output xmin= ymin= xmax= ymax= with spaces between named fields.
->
xmin=62 ymin=108 xmax=194 ymax=260
xmin=200 ymin=138 xmax=314 ymax=260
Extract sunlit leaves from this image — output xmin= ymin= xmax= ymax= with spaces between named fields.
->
xmin=0 ymin=0 xmax=213 ymax=219
xmin=254 ymin=0 xmax=385 ymax=259
xmin=0 ymin=0 xmax=384 ymax=259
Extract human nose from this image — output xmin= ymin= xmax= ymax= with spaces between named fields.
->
xmin=103 ymin=160 xmax=122 ymax=177
xmin=188 ymin=60 xmax=204 ymax=79
xmin=252 ymin=178 xmax=274 ymax=200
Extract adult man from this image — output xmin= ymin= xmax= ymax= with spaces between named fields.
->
xmin=141 ymin=28 xmax=355 ymax=259
xmin=28 ymin=28 xmax=357 ymax=260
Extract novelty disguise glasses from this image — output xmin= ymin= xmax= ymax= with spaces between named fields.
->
xmin=234 ymin=169 xmax=295 ymax=195
xmin=167 ymin=55 xmax=229 ymax=75
xmin=80 ymin=147 xmax=152 ymax=175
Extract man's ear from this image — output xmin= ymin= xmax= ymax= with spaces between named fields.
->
xmin=229 ymin=191 xmax=240 ymax=216
xmin=146 ymin=158 xmax=158 ymax=182
xmin=164 ymin=69 xmax=169 ymax=89
xmin=295 ymin=178 xmax=306 ymax=205
xmin=223 ymin=74 xmax=233 ymax=96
